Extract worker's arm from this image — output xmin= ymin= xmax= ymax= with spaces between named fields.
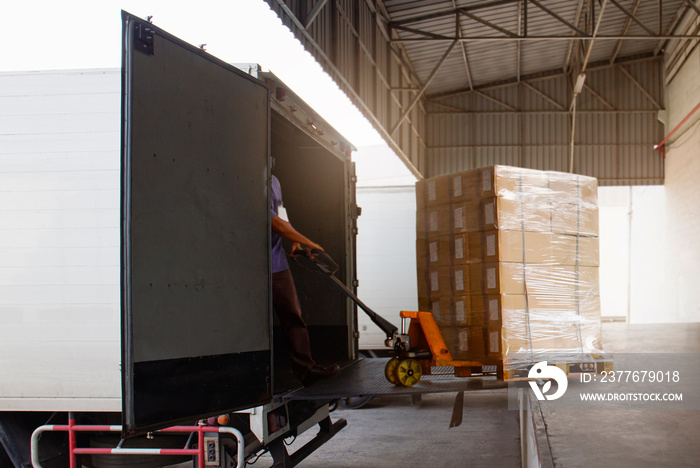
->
xmin=271 ymin=215 xmax=324 ymax=257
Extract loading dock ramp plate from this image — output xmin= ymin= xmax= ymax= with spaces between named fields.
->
xmin=282 ymin=358 xmax=509 ymax=401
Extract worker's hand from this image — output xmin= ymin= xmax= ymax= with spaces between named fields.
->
xmin=290 ymin=242 xmax=303 ymax=258
xmin=290 ymin=241 xmax=324 ymax=259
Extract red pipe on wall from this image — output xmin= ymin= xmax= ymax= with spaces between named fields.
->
xmin=654 ymin=101 xmax=700 ymax=158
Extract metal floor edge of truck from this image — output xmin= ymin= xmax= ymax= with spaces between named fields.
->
xmin=281 ymin=358 xmax=509 ymax=401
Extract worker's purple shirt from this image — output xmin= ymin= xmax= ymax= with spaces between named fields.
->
xmin=270 ymin=175 xmax=289 ymax=273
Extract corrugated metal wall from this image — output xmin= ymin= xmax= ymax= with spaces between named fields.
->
xmin=266 ymin=0 xmax=427 ymax=178
xmin=427 ymin=58 xmax=665 ymax=186
xmin=267 ymin=1 xmax=667 ymax=186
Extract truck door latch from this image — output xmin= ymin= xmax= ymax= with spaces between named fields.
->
xmin=134 ymin=23 xmax=155 ymax=55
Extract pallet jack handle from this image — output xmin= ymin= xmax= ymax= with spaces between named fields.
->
xmin=292 ymin=249 xmax=399 ymax=339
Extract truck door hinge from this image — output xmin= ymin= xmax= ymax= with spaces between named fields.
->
xmin=352 ymin=279 xmax=359 ymax=287
xmin=351 ymin=205 xmax=362 ymax=219
xmin=134 ymin=23 xmax=155 ymax=55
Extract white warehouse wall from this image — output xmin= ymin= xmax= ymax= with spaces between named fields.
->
xmin=355 ymin=186 xmax=418 ymax=349
xmin=598 ymin=186 xmax=667 ymax=323
xmin=353 ymin=145 xmax=418 ymax=349
xmin=664 ymin=44 xmax=700 ymax=323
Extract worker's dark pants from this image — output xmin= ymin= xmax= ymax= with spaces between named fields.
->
xmin=272 ymin=269 xmax=316 ymax=379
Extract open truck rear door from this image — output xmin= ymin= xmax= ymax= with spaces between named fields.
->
xmin=121 ymin=11 xmax=272 ymax=436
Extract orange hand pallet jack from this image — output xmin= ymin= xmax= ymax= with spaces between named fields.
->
xmin=294 ymin=251 xmax=496 ymax=387
xmin=386 ymin=311 xmax=502 ymax=386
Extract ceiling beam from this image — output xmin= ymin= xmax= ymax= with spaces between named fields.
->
xmin=582 ymin=83 xmax=614 ymax=109
xmin=474 ymin=90 xmax=517 ymax=111
xmin=427 ymin=68 xmax=568 ymax=100
xmin=608 ymin=0 xmax=656 ymax=36
xmin=522 ymin=81 xmax=566 ymax=110
xmin=655 ymin=4 xmax=691 ymax=55
xmin=426 ymin=52 xmax=660 ymax=100
xmin=563 ymin=0 xmax=587 ymax=72
xmin=569 ymin=0 xmax=608 ymax=172
xmin=389 ymin=0 xmax=520 ymax=27
xmin=459 ymin=9 xmax=519 ymax=37
xmin=610 ymin=0 xmax=642 ymax=64
xmin=452 ymin=0 xmax=474 ymax=90
xmin=428 ymin=109 xmax=658 ymax=115
xmin=529 ymin=0 xmax=588 ymax=36
xmin=390 ymin=34 xmax=700 ymax=42
xmin=304 ymin=0 xmax=329 ymax=28
xmin=517 ymin=1 xmax=522 ymax=81
xmin=391 ymin=23 xmax=453 ymax=40
xmin=580 ymin=0 xmax=608 ymax=73
xmin=685 ymin=0 xmax=700 ymax=15
xmin=390 ymin=40 xmax=458 ymax=135
xmin=617 ymin=65 xmax=663 ymax=109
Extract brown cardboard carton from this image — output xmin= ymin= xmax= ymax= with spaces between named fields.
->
xmin=576 ymin=267 xmax=601 ymax=312
xmin=418 ymin=296 xmax=476 ymax=328
xmin=525 ymin=233 xmax=597 ymax=266
xmin=452 ymin=233 xmax=470 ymax=264
xmin=416 ymin=265 xmax=471 ymax=302
xmin=416 ymin=165 xmax=605 ymax=370
xmin=451 ymin=199 xmax=484 ymax=232
xmin=479 ymin=166 xmax=522 ymax=198
xmin=481 ymin=196 xmax=523 ymax=231
xmin=416 ymin=266 xmax=431 ymax=301
xmin=469 ymin=232 xmax=599 ymax=266
xmin=549 ymin=172 xmax=598 ymax=206
xmin=521 ymin=194 xmax=552 ymax=232
xmin=441 ymin=325 xmax=485 ymax=360
xmin=470 ymin=263 xmax=595 ymax=297
xmin=500 ymin=307 xmax=559 ymax=355
xmin=416 ymin=204 xmax=452 ymax=238
xmin=579 ymin=293 xmax=602 ymax=318
xmin=531 ymin=234 xmax=600 ymax=267
xmin=418 ymin=297 xmax=432 ymax=314
xmin=451 ymin=171 xmax=482 ymax=202
xmin=476 ymin=262 xmax=526 ymax=295
xmin=469 ymin=230 xmax=524 ymax=263
xmin=550 ymin=201 xmax=599 ymax=236
xmin=430 ymin=295 xmax=474 ymax=327
xmin=416 ymin=175 xmax=450 ymax=208
xmin=548 ymin=172 xmax=578 ymax=204
xmin=576 ymin=236 xmax=600 ymax=267
xmin=527 ymin=294 xmax=578 ymax=311
xmin=471 ymin=294 xmax=526 ymax=328
xmin=579 ymin=176 xmax=598 ymax=205
xmin=524 ymin=232 xmax=562 ymax=264
xmin=524 ymin=264 xmax=578 ymax=297
xmin=416 ymin=234 xmax=470 ymax=268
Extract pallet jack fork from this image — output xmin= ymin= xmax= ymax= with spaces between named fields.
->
xmin=296 ymin=251 xmax=499 ymax=387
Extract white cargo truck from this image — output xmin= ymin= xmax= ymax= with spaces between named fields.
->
xmin=0 ymin=12 xmax=361 ymax=467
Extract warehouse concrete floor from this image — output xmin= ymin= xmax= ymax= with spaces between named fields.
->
xmin=537 ymin=322 xmax=700 ymax=468
xmin=277 ymin=323 xmax=700 ymax=468
xmin=283 ymin=391 xmax=520 ymax=467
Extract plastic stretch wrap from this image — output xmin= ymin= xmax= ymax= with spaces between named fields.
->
xmin=415 ymin=166 xmax=605 ymax=373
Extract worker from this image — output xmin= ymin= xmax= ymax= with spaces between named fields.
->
xmin=270 ymin=174 xmax=339 ymax=386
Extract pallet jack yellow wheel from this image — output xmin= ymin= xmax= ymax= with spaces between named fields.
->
xmin=384 ymin=358 xmax=401 ymax=385
xmin=395 ymin=359 xmax=422 ymax=387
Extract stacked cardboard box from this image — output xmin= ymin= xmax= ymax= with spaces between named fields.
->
xmin=416 ymin=166 xmax=604 ymax=372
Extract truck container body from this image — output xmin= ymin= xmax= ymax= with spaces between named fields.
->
xmin=0 ymin=11 xmax=358 ymax=464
